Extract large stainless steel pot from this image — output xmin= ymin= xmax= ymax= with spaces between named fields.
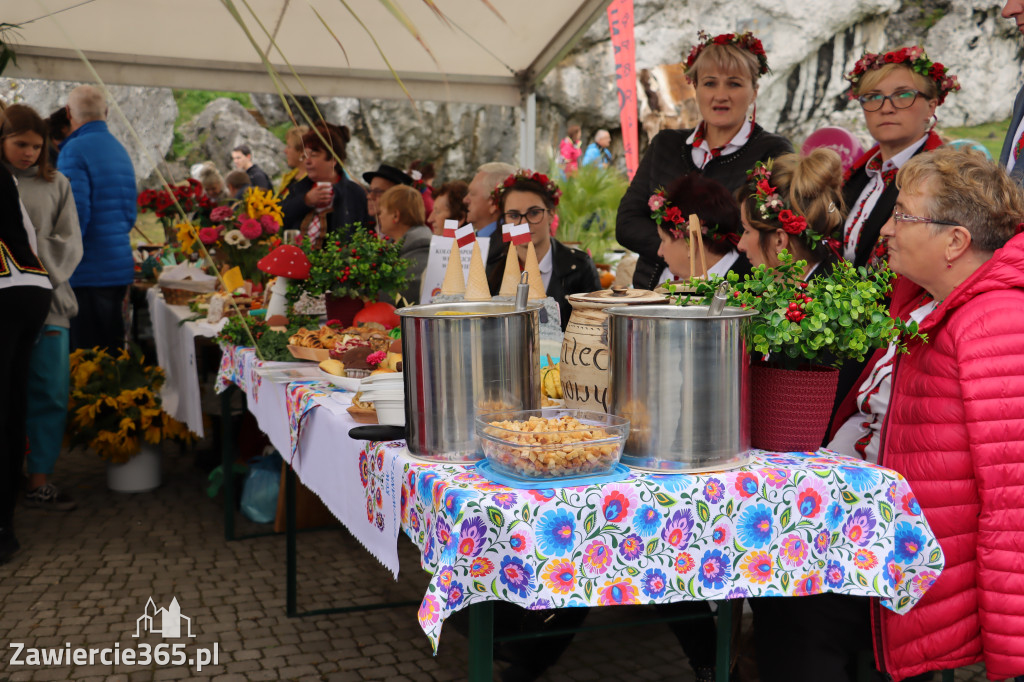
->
xmin=398 ymin=301 xmax=542 ymax=462
xmin=605 ymin=305 xmax=755 ymax=472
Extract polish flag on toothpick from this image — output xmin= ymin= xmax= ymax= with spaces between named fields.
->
xmin=442 ymin=219 xmax=458 ymax=238
xmin=455 ymin=225 xmax=476 ymax=248
xmin=501 ymin=223 xmax=514 ymax=242
xmin=509 ymin=223 xmax=531 ymax=245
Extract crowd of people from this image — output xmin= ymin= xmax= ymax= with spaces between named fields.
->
xmin=3 ymin=4 xmax=1024 ymax=681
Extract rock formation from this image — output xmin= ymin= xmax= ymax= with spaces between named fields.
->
xmin=5 ymin=0 xmax=1023 ymax=185
xmin=177 ymin=98 xmax=285 ymax=183
xmin=0 ymin=78 xmax=176 ymax=183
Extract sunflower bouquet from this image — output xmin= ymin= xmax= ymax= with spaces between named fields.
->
xmin=191 ymin=187 xmax=284 ymax=282
xmin=66 ymin=347 xmax=195 ymax=464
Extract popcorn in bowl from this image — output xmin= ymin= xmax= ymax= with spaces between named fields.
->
xmin=475 ymin=409 xmax=629 ymax=481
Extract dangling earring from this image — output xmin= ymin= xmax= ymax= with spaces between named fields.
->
xmin=928 ymin=113 xmax=938 ymax=133
xmin=945 ymin=259 xmax=952 ymax=269
xmin=750 ymin=103 xmax=757 ymax=124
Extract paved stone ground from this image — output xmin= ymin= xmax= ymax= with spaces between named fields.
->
xmin=0 ymin=444 xmax=990 ymax=682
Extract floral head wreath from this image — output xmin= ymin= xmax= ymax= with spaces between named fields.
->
xmin=491 ymin=169 xmax=561 ymax=207
xmin=844 ymin=46 xmax=960 ymax=106
xmin=408 ymin=168 xmax=428 ymax=193
xmin=648 ymin=188 xmax=738 ymax=247
xmin=746 ymin=161 xmax=831 ymax=252
xmin=684 ymin=30 xmax=770 ymax=79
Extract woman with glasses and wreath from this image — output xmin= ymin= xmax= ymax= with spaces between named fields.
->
xmin=486 ymin=169 xmax=600 ymax=330
xmin=857 ymin=147 xmax=1024 ymax=681
xmin=616 ymin=30 xmax=792 ymax=291
xmin=840 ymin=46 xmax=959 ymax=268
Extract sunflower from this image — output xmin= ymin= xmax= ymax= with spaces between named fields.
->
xmin=245 ymin=187 xmax=284 ymax=224
xmin=72 ymin=359 xmax=99 ymax=388
xmin=175 ymin=222 xmax=198 ymax=253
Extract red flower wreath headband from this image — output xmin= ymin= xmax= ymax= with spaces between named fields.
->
xmin=684 ymin=30 xmax=770 ymax=78
xmin=491 ymin=169 xmax=561 ymax=207
xmin=844 ymin=46 xmax=960 ymax=106
xmin=648 ymin=188 xmax=738 ymax=247
xmin=746 ymin=161 xmax=830 ymax=251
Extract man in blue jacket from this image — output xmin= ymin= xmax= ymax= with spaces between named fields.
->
xmin=58 ymin=85 xmax=137 ymax=351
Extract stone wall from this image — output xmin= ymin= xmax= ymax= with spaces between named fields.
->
xmin=0 ymin=78 xmax=176 ymax=184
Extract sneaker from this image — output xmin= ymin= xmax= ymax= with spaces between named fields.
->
xmin=24 ymin=483 xmax=77 ymax=511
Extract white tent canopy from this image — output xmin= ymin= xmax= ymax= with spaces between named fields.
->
xmin=9 ymin=0 xmax=609 ymax=106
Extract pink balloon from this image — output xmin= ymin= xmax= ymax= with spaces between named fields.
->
xmin=802 ymin=127 xmax=865 ymax=174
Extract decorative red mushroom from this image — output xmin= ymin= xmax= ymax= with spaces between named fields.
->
xmin=257 ymin=244 xmax=311 ymax=279
xmin=258 ymin=244 xmax=312 ymax=319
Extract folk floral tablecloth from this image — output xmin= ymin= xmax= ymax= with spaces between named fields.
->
xmin=375 ymin=448 xmax=944 ymax=651
xmin=216 ymin=345 xmax=334 ymax=460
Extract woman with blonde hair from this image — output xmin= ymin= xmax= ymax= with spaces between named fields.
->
xmin=617 ymin=30 xmax=792 ymax=290
xmin=277 ymin=124 xmax=309 ymax=198
xmin=736 ymin=147 xmax=846 ymax=279
xmin=840 ymin=47 xmax=958 ymax=267
xmin=377 ymin=184 xmax=431 ymax=304
xmin=867 ymin=146 xmax=1024 ymax=680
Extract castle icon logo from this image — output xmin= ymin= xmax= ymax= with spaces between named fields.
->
xmin=133 ymin=597 xmax=195 ymax=639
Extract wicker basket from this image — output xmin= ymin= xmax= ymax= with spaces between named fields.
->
xmin=750 ymin=363 xmax=839 ymax=452
xmin=161 ymin=286 xmax=196 ymax=306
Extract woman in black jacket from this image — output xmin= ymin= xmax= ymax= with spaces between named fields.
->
xmin=617 ymin=31 xmax=792 ymax=290
xmin=486 ymin=169 xmax=601 ymax=329
xmin=280 ymin=122 xmax=368 ymax=247
xmin=0 ymin=164 xmax=52 ymax=563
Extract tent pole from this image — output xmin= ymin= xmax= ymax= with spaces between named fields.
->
xmin=518 ymin=91 xmax=537 ymax=170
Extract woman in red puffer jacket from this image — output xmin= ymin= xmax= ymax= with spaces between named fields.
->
xmin=872 ymin=146 xmax=1024 ymax=681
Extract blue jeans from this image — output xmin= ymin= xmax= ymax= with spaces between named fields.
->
xmin=26 ymin=325 xmax=70 ymax=476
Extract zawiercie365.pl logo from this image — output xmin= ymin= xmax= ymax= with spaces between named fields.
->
xmin=8 ymin=597 xmax=220 ymax=672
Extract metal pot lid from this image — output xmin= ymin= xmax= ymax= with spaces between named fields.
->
xmin=568 ymin=286 xmax=666 ymax=306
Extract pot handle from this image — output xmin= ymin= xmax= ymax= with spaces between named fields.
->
xmin=348 ymin=425 xmax=407 ymax=442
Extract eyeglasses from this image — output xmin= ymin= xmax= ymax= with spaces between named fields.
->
xmin=892 ymin=211 xmax=959 ymax=227
xmin=503 ymin=207 xmax=549 ymax=225
xmin=367 ymin=188 xmax=388 ymax=197
xmin=857 ymin=90 xmax=924 ymax=112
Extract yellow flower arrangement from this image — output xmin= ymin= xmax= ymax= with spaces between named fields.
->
xmin=245 ymin=186 xmax=284 ymax=225
xmin=66 ymin=347 xmax=195 ymax=464
xmin=175 ymin=222 xmax=198 ymax=254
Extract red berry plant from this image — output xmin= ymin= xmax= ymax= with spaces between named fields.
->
xmin=293 ymin=226 xmax=410 ymax=303
xmin=672 ymin=251 xmax=921 ymax=369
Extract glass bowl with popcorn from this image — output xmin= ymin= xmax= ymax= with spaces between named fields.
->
xmin=475 ymin=409 xmax=630 ymax=482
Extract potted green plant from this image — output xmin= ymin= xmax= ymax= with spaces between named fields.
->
xmin=291 ymin=228 xmax=410 ymax=326
xmin=67 ymin=347 xmax=195 ymax=491
xmin=674 ymin=252 xmax=919 ymax=450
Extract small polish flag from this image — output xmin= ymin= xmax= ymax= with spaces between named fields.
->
xmin=509 ymin=223 xmax=531 ymax=245
xmin=501 ymin=223 xmax=514 ymax=242
xmin=442 ymin=219 xmax=458 ymax=238
xmin=455 ymin=225 xmax=476 ymax=248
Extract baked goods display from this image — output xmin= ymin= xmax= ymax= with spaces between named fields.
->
xmin=476 ymin=411 xmax=628 ymax=480
xmin=347 ymin=391 xmax=377 ymax=423
xmin=281 ymin=323 xmax=402 ymax=371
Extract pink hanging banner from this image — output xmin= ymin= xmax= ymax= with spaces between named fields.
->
xmin=608 ymin=0 xmax=638 ymax=180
